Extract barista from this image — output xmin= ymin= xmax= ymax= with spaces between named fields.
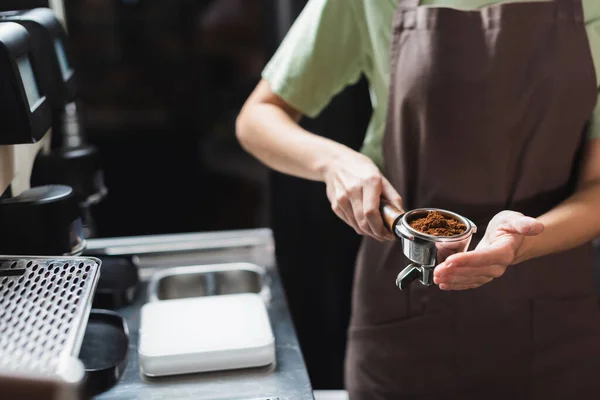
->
xmin=237 ymin=0 xmax=600 ymax=398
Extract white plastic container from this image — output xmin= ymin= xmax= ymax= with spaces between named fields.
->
xmin=138 ymin=293 xmax=275 ymax=377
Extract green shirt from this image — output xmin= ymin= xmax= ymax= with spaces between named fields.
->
xmin=262 ymin=0 xmax=600 ymax=168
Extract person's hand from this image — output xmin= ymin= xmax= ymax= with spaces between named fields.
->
xmin=433 ymin=211 xmax=544 ymax=290
xmin=323 ymin=151 xmax=403 ymax=241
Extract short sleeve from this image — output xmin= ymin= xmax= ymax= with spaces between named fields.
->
xmin=587 ymin=101 xmax=600 ymax=140
xmin=584 ymin=3 xmax=600 ymax=139
xmin=262 ymin=0 xmax=365 ymax=118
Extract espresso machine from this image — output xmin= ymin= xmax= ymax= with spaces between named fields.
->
xmin=0 ymin=20 xmax=102 ymax=399
xmin=0 ymin=8 xmax=90 ymax=257
xmin=0 ymin=7 xmax=107 ymax=239
xmin=0 ymin=8 xmax=139 ymax=311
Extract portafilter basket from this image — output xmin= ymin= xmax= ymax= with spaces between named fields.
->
xmin=381 ymin=203 xmax=477 ymax=290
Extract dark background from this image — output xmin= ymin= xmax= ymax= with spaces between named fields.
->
xmin=1 ymin=0 xmax=599 ymax=391
xmin=0 ymin=0 xmax=369 ymax=389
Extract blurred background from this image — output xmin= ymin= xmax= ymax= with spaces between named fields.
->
xmin=1 ymin=0 xmax=599 ymax=392
xmin=0 ymin=0 xmax=369 ymax=390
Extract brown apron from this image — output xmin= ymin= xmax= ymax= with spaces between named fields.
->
xmin=345 ymin=0 xmax=600 ymax=399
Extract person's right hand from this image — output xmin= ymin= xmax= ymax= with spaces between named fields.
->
xmin=322 ymin=150 xmax=403 ymax=241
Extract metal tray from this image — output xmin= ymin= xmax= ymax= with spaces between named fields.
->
xmin=0 ymin=256 xmax=101 ymax=378
xmin=146 ymin=263 xmax=271 ymax=303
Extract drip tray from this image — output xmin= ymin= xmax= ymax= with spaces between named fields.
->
xmin=0 ymin=256 xmax=101 ymax=378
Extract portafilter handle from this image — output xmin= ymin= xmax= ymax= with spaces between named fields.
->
xmin=380 ymin=199 xmax=405 ymax=236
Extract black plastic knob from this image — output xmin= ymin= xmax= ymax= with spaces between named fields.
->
xmin=31 ymin=144 xmax=107 ymax=205
xmin=0 ymin=185 xmax=85 ymax=255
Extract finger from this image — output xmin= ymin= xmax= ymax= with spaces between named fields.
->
xmin=326 ymin=181 xmax=338 ymax=214
xmin=333 ymin=206 xmax=361 ymax=235
xmin=434 ymin=273 xmax=494 ymax=286
xmin=331 ymin=181 xmax=361 ymax=235
xmin=435 ymin=267 xmax=496 ymax=282
xmin=444 ymin=241 xmax=514 ymax=268
xmin=381 ymin=178 xmax=404 ymax=212
xmin=434 ymin=264 xmax=499 ymax=283
xmin=363 ymin=177 xmax=393 ymax=240
xmin=330 ymin=202 xmax=359 ymax=234
xmin=347 ymin=183 xmax=376 ymax=238
xmin=439 ymin=283 xmax=481 ymax=291
xmin=435 ymin=264 xmax=506 ymax=279
xmin=504 ymin=216 xmax=544 ymax=236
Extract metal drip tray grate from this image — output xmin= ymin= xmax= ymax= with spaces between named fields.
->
xmin=0 ymin=256 xmax=101 ymax=376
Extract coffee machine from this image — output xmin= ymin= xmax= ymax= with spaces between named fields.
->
xmin=0 ymin=14 xmax=86 ymax=256
xmin=0 ymin=20 xmax=101 ymax=399
xmin=0 ymin=8 xmax=107 ymax=239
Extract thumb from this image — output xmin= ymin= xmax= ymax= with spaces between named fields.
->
xmin=505 ymin=216 xmax=544 ymax=236
xmin=381 ymin=177 xmax=404 ymax=212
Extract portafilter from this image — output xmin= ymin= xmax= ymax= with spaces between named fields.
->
xmin=381 ymin=201 xmax=477 ymax=290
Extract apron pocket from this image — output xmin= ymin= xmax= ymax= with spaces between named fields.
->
xmin=531 ymin=294 xmax=600 ymax=399
xmin=348 ymin=312 xmax=441 ymax=338
xmin=346 ymin=312 xmax=455 ymax=396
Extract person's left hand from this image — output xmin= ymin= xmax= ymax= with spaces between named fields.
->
xmin=433 ymin=211 xmax=544 ymax=291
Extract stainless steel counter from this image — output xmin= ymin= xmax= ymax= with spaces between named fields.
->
xmin=85 ymin=229 xmax=314 ymax=400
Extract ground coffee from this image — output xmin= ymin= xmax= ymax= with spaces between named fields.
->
xmin=409 ymin=211 xmax=466 ymax=237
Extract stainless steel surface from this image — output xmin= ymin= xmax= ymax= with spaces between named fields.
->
xmin=239 ymin=398 xmax=280 ymax=400
xmin=85 ymin=228 xmax=273 ymax=256
xmin=394 ymin=209 xmax=477 ymax=289
xmin=147 ymin=263 xmax=271 ymax=303
xmin=87 ymin=229 xmax=314 ymax=400
xmin=0 ymin=256 xmax=100 ymax=377
xmin=420 ymin=265 xmax=434 ymax=286
xmin=313 ymin=391 xmax=348 ymax=400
